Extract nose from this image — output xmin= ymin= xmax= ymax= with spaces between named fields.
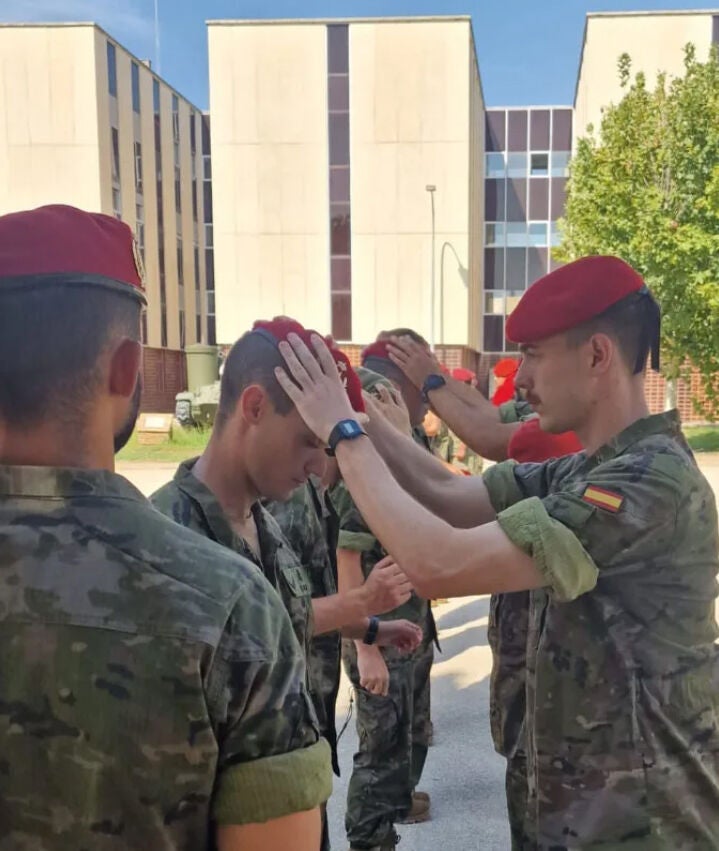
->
xmin=307 ymin=449 xmax=328 ymax=480
xmin=514 ymin=358 xmax=528 ymax=390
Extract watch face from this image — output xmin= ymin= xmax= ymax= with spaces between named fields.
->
xmin=341 ymin=422 xmax=356 ymax=436
xmin=427 ymin=375 xmax=445 ymax=389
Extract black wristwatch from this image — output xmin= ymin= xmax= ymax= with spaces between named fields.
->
xmin=421 ymin=373 xmax=447 ymax=403
xmin=363 ymin=616 xmax=380 ymax=645
xmin=325 ymin=418 xmax=367 ymax=457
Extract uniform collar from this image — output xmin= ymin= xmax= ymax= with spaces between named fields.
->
xmin=0 ymin=464 xmax=145 ymax=502
xmin=591 ymin=410 xmax=683 ymax=464
xmin=172 ymin=457 xmax=271 ymax=568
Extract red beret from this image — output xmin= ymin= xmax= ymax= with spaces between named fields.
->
xmin=493 ymin=358 xmax=520 ymax=379
xmin=508 ymin=419 xmax=583 ymax=463
xmin=451 ymin=367 xmax=476 ymax=382
xmin=506 ymin=256 xmax=644 ymax=343
xmin=252 ymin=318 xmax=365 ymax=413
xmin=0 ymin=204 xmax=146 ymax=303
xmin=361 ymin=341 xmax=392 ymax=363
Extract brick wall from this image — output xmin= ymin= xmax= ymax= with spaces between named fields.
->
xmin=340 ymin=343 xmax=712 ymax=425
xmin=142 ymin=347 xmax=187 ymax=413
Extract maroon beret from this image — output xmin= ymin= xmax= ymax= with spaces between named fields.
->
xmin=506 ymin=256 xmax=644 ymax=344
xmin=508 ymin=419 xmax=583 ymax=463
xmin=0 ymin=204 xmax=146 ymax=303
xmin=361 ymin=341 xmax=392 ymax=363
xmin=251 ymin=317 xmax=365 ymax=413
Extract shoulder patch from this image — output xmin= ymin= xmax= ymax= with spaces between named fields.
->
xmin=582 ymin=485 xmax=624 ymax=513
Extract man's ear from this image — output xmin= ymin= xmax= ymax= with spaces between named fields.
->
xmin=108 ymin=339 xmax=142 ymax=398
xmin=239 ymin=384 xmax=270 ymax=426
xmin=588 ymin=333 xmax=614 ymax=375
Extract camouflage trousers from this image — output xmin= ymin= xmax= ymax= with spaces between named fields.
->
xmin=342 ymin=636 xmax=433 ymax=849
xmin=506 ymin=750 xmax=529 ymax=850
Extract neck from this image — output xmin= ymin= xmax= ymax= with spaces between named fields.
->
xmin=0 ymin=422 xmax=114 ymax=470
xmin=576 ymin=376 xmax=650 ymax=456
xmin=193 ymin=430 xmax=257 ymax=522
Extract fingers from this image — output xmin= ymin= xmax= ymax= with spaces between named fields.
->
xmin=285 ymin=334 xmax=324 ymax=382
xmin=278 ymin=339 xmax=314 ymax=388
xmin=274 ymin=366 xmax=303 ymax=403
xmin=310 ymin=333 xmax=341 ymax=382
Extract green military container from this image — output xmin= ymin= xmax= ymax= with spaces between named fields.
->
xmin=185 ymin=344 xmax=219 ymax=394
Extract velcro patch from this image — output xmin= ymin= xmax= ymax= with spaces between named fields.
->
xmin=582 ymin=485 xmax=624 ymax=513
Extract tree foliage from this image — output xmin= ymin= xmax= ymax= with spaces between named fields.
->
xmin=557 ymin=45 xmax=719 ymax=417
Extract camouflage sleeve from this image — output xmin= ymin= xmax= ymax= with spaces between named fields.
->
xmin=483 ymin=456 xmax=571 ymax=512
xmin=498 ymin=399 xmax=534 ymax=423
xmin=208 ymin=581 xmax=332 ymax=824
xmin=494 ymin=454 xmax=682 ymax=603
xmin=331 ymin=480 xmax=376 ymax=553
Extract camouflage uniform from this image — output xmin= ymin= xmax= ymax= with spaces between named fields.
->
xmin=490 ymin=398 xmax=536 ymax=842
xmin=332 ymin=479 xmax=436 ymax=850
xmin=0 ymin=465 xmax=331 ymax=849
xmin=266 ymin=480 xmax=341 ymax=851
xmin=151 ymin=458 xmax=314 ymax=662
xmin=483 ymin=411 xmax=719 ymax=847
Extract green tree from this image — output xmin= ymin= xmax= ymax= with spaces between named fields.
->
xmin=557 ymin=45 xmax=719 ymax=418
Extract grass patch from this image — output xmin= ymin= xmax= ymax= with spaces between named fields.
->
xmin=684 ymin=425 xmax=719 ymax=453
xmin=116 ymin=426 xmax=211 ymax=462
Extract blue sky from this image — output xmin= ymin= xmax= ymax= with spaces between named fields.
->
xmin=3 ymin=1 xmax=718 ymax=108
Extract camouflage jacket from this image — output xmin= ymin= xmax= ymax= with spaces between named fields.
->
xmin=331 ymin=479 xmax=436 ymax=655
xmin=151 ymin=458 xmax=314 ymax=662
xmin=0 ymin=465 xmax=330 ymax=849
xmin=266 ymin=479 xmax=342 ymax=776
xmin=483 ymin=411 xmax=719 ymax=847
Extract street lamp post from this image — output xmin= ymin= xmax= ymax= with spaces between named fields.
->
xmin=439 ymin=241 xmax=469 ymax=345
xmin=425 ymin=185 xmax=436 ymax=351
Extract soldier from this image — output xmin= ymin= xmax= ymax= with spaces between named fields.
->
xmin=448 ymin=367 xmax=484 ymax=476
xmin=331 ymin=359 xmax=436 ymax=851
xmin=151 ymin=318 xmax=423 ymax=851
xmin=276 ymin=255 xmax=719 ymax=847
xmin=0 ymin=205 xmax=331 ymax=851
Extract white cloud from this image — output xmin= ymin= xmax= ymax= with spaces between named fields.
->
xmin=0 ymin=0 xmax=153 ymax=42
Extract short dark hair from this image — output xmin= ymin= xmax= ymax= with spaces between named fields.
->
xmin=377 ymin=327 xmax=428 ymax=346
xmin=0 ymin=285 xmax=141 ymax=429
xmin=215 ymin=332 xmax=294 ymax=429
xmin=362 ymin=356 xmax=405 ymax=387
xmin=566 ymin=290 xmax=660 ymax=374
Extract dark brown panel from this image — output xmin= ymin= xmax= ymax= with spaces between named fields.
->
xmin=506 ymin=178 xmax=528 ymax=222
xmin=483 ymin=315 xmax=504 ymax=352
xmin=331 ymin=256 xmax=351 ymax=292
xmin=527 ymin=246 xmax=548 ymax=284
xmin=331 ymin=293 xmax=352 ymax=340
xmin=327 ymin=25 xmax=349 ymax=73
xmin=507 ymin=110 xmax=528 ymax=152
xmin=550 ymin=177 xmax=567 ymax=220
xmin=329 ymin=113 xmax=349 ymax=166
xmin=530 ymin=110 xmax=550 ymax=150
xmin=528 ymin=178 xmax=549 ymax=220
xmin=328 ymin=74 xmax=349 ymax=112
xmin=552 ymin=109 xmax=572 ymax=150
xmin=330 ymin=205 xmax=351 ymax=255
xmin=484 ymin=247 xmax=504 ymax=290
xmin=330 ymin=166 xmax=350 ymax=203
xmin=486 ymin=111 xmax=506 ymax=152
xmin=484 ymin=178 xmax=506 ymax=220
xmin=506 ymin=247 xmax=527 ymax=290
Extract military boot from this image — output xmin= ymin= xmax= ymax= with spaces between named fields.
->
xmin=349 ymin=829 xmax=400 ymax=850
xmin=396 ymin=791 xmax=431 ymax=824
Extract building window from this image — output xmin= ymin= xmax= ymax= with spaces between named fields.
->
xmin=506 ymin=222 xmax=528 ymax=248
xmin=550 ymin=151 xmax=570 ymax=177
xmin=486 ymin=152 xmax=505 ymax=178
xmin=484 ymin=291 xmax=504 ymax=315
xmin=528 ymin=222 xmax=548 ymax=246
xmin=483 ymin=315 xmax=504 ymax=352
xmin=131 ymin=61 xmax=140 ymax=113
xmin=141 ymin=312 xmax=148 ymax=345
xmin=107 ymin=41 xmax=117 ymax=97
xmin=484 ymin=247 xmax=504 ymax=290
xmin=327 ymin=24 xmax=351 ymax=341
xmin=134 ymin=141 xmax=143 ymax=194
xmin=112 ymin=187 xmax=122 ymax=219
xmin=203 ymin=155 xmax=211 ymax=180
xmin=111 ymin=127 xmax=120 ymax=183
xmin=172 ymin=94 xmax=180 ymax=142
xmin=506 ymin=152 xmax=527 ymax=179
xmin=153 ymin=78 xmax=160 ymax=112
xmin=204 ymin=223 xmax=213 ymax=248
xmin=530 ymin=153 xmax=549 ymax=177
xmin=550 ymin=221 xmax=562 ymax=247
xmin=486 ymin=111 xmax=506 ymax=152
xmin=485 ymin=222 xmax=505 ymax=247
xmin=136 ymin=204 xmax=145 ymax=258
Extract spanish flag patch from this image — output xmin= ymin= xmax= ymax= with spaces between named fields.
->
xmin=582 ymin=485 xmax=624 ymax=513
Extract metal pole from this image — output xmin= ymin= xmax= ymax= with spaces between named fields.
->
xmin=154 ymin=0 xmax=161 ymax=75
xmin=426 ymin=185 xmax=436 ymax=351
xmin=440 ymin=241 xmax=448 ymax=346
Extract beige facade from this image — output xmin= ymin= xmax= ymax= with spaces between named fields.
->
xmin=208 ymin=17 xmax=484 ymax=347
xmin=0 ymin=23 xmax=207 ymax=351
xmin=574 ymin=10 xmax=718 ymax=143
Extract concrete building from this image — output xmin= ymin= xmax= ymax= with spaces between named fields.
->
xmin=574 ymin=10 xmax=719 ymax=144
xmin=208 ymin=17 xmax=484 ymax=356
xmin=0 ymin=22 xmax=209 ymax=369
